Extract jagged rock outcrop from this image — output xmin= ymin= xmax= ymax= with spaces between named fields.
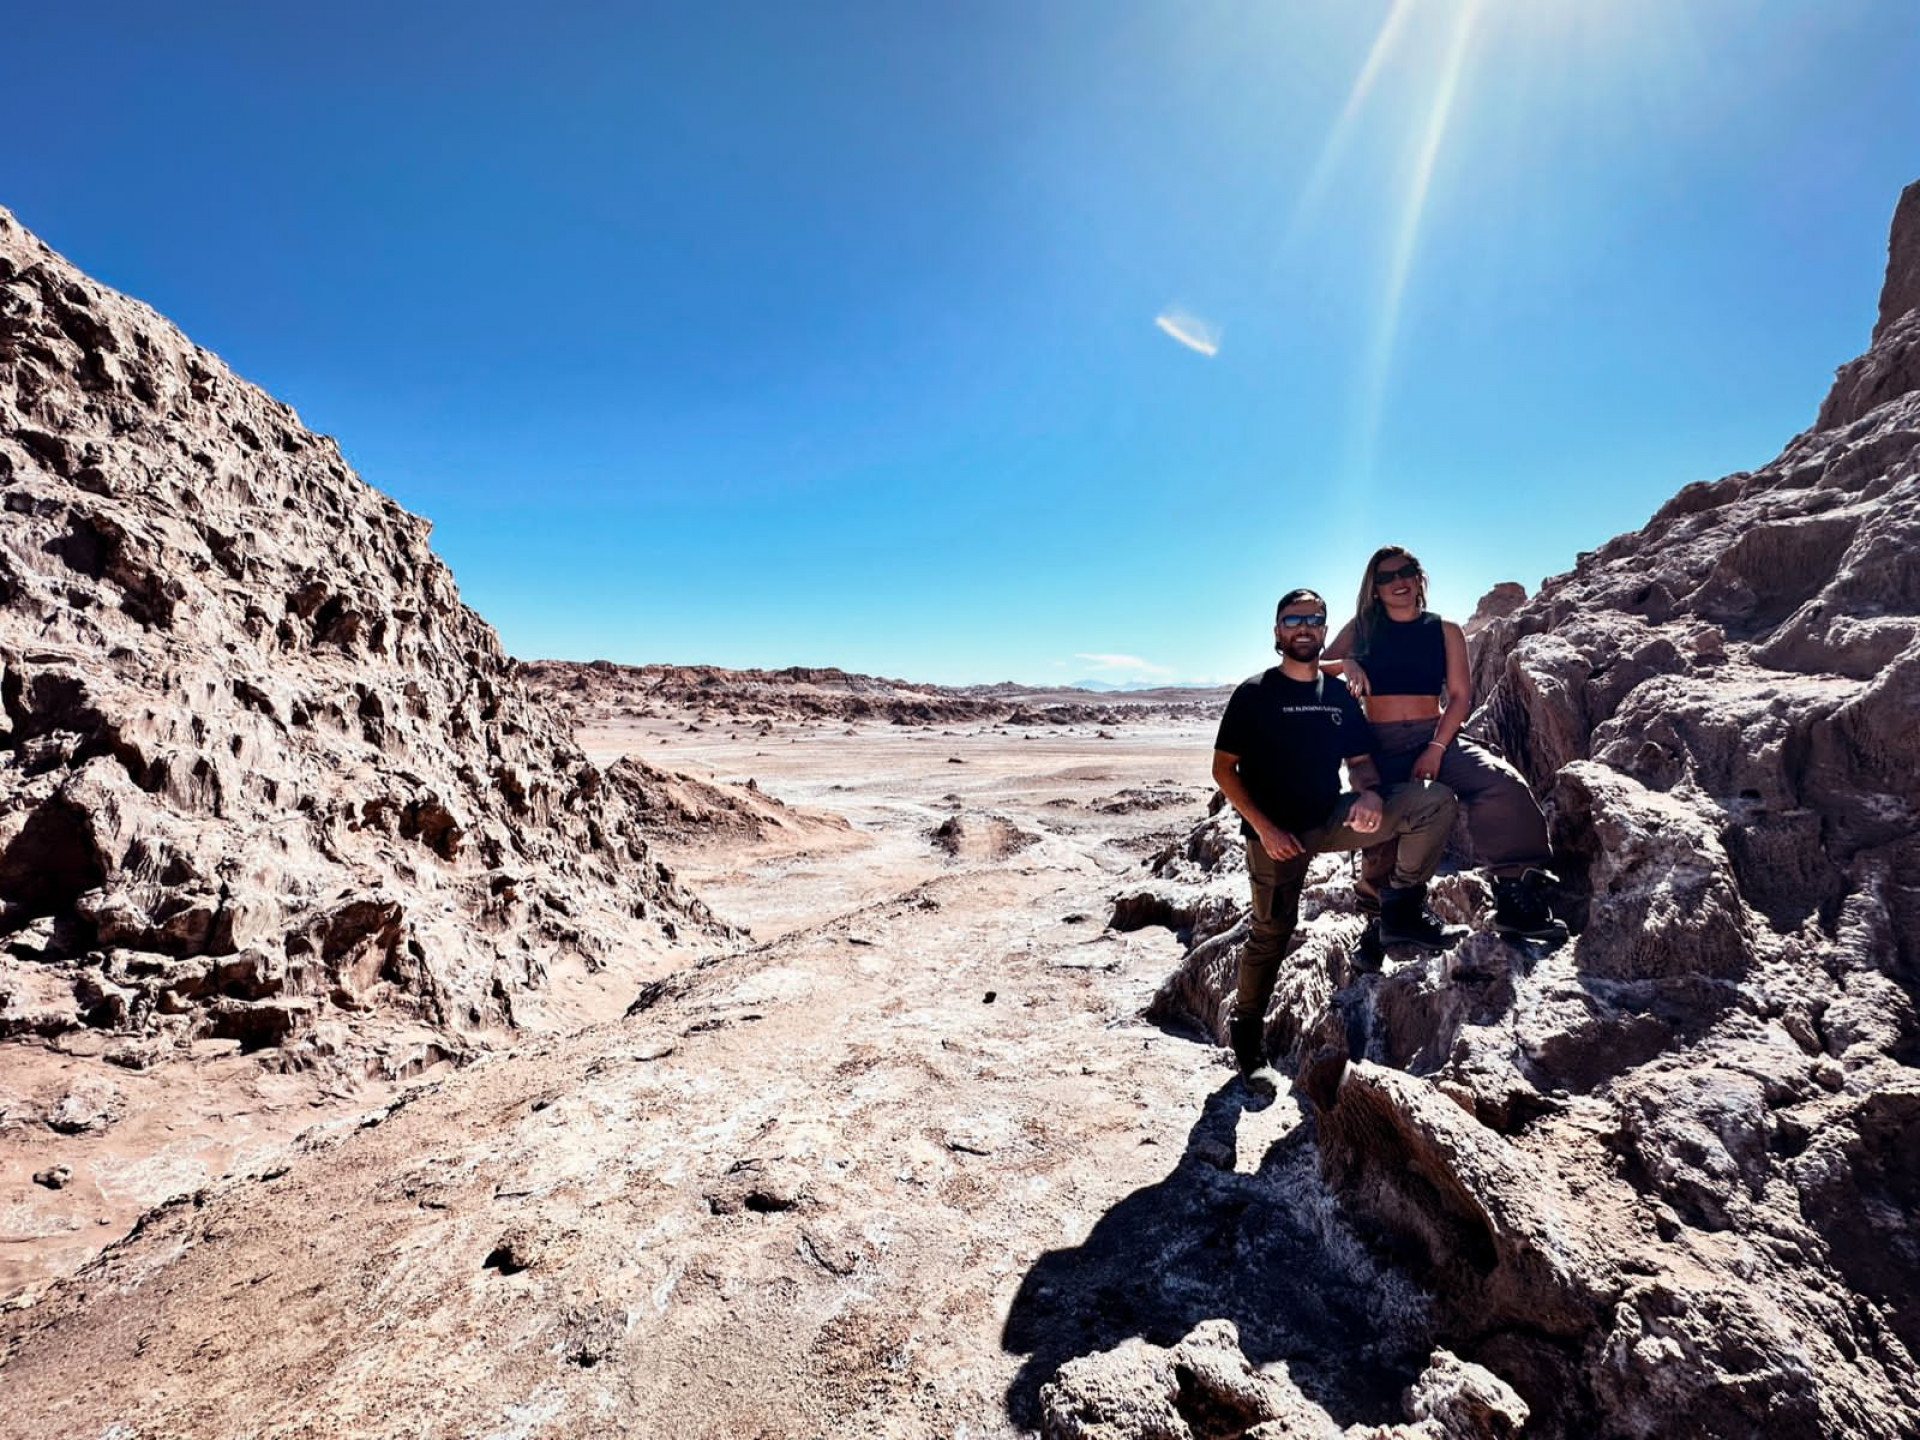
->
xmin=1138 ymin=184 xmax=1920 ymax=1437
xmin=1818 ymin=178 xmax=1920 ymax=430
xmin=0 ymin=208 xmax=722 ymax=1069
xmin=1462 ymin=583 xmax=1526 ymax=639
xmin=1039 ymin=1321 xmax=1527 ymax=1440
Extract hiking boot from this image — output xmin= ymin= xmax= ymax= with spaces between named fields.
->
xmin=1352 ymin=918 xmax=1385 ymax=973
xmin=1228 ymin=1014 xmax=1280 ymax=1097
xmin=1491 ymin=869 xmax=1570 ymax=942
xmin=1377 ymin=884 xmax=1468 ymax=951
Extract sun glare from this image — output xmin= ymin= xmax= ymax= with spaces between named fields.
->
xmin=1317 ymin=0 xmax=1486 ymax=520
xmin=1275 ymin=0 xmax=1710 ymax=546
xmin=1279 ymin=0 xmax=1417 ymax=255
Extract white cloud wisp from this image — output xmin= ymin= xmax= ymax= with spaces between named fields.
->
xmin=1074 ymin=652 xmax=1176 ymax=677
xmin=1153 ymin=309 xmax=1221 ymax=357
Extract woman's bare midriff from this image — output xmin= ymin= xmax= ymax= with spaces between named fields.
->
xmin=1364 ymin=695 xmax=1443 ymax=723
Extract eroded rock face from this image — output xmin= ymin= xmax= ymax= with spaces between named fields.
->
xmin=0 ymin=208 xmax=722 ymax=1069
xmin=1138 ymin=183 xmax=1920 ymax=1437
xmin=1818 ymin=179 xmax=1920 ymax=431
xmin=1462 ymin=583 xmax=1526 ymax=640
xmin=1038 ymin=1321 xmax=1527 ymax=1440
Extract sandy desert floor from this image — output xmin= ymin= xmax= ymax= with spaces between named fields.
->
xmin=586 ymin=711 xmax=1218 ymax=940
xmin=0 ymin=707 xmax=1258 ymax=1298
xmin=5 ymin=705 xmax=1418 ymax=1439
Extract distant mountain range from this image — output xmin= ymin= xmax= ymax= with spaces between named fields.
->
xmin=1066 ymin=678 xmax=1219 ymax=693
xmin=519 ymin=659 xmax=1229 ymax=725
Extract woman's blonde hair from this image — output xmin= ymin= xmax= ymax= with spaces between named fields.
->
xmin=1353 ymin=545 xmax=1427 ymax=658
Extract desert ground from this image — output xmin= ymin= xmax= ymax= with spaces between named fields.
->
xmin=582 ymin=705 xmax=1220 ymax=941
xmin=0 ymin=695 xmax=1241 ymax=1294
xmin=5 ymin=697 xmax=1433 ymax=1438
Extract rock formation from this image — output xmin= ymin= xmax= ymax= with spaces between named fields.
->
xmin=0 ymin=208 xmax=721 ymax=1073
xmin=1133 ymin=183 xmax=1920 ymax=1436
xmin=1818 ymin=179 xmax=1920 ymax=430
xmin=1461 ymin=582 xmax=1525 ymax=639
xmin=1040 ymin=1322 xmax=1527 ymax=1440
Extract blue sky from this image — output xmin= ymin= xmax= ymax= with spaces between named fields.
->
xmin=6 ymin=2 xmax=1917 ymax=685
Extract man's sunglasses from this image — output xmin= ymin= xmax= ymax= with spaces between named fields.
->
xmin=1279 ymin=612 xmax=1328 ymax=630
xmin=1374 ymin=561 xmax=1422 ymax=586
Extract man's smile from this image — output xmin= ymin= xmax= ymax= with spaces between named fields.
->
xmin=1282 ymin=630 xmax=1324 ymax=659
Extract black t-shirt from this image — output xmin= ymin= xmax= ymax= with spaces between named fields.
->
xmin=1213 ymin=668 xmax=1373 ymax=835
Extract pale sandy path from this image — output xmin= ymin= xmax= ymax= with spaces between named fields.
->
xmin=583 ymin=714 xmax=1214 ymax=941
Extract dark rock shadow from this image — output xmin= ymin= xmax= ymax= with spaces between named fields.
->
xmin=1523 ymin=971 xmax=1743 ymax=1097
xmin=999 ymin=1080 xmax=1430 ymax=1430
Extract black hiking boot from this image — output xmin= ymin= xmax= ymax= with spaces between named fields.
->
xmin=1377 ymin=885 xmax=1468 ymax=951
xmin=1491 ymin=869 xmax=1570 ymax=942
xmin=1228 ymin=1014 xmax=1281 ymax=1097
xmin=1353 ymin=918 xmax=1386 ymax=973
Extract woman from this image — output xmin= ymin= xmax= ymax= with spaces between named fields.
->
xmin=1323 ymin=544 xmax=1565 ymax=940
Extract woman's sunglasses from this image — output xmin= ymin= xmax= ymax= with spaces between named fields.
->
xmin=1374 ymin=561 xmax=1422 ymax=586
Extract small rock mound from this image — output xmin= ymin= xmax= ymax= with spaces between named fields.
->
xmin=608 ymin=755 xmax=850 ymax=847
xmin=928 ymin=811 xmax=1039 ymax=861
xmin=1040 ymin=1320 xmax=1526 ymax=1440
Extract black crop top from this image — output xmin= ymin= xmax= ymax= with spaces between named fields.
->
xmin=1357 ymin=611 xmax=1447 ymax=696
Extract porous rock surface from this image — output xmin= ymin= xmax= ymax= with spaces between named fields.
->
xmin=1038 ymin=1320 xmax=1526 ymax=1440
xmin=1133 ymin=184 xmax=1920 ymax=1436
xmin=0 ymin=207 xmax=720 ymax=1071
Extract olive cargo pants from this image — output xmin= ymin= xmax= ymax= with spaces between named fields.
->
xmin=1234 ymin=779 xmax=1456 ymax=1020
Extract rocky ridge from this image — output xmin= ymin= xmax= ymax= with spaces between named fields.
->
xmin=1127 ymin=180 xmax=1920 ymax=1436
xmin=523 ymin=657 xmax=1225 ymax=730
xmin=0 ymin=207 xmax=723 ymax=1075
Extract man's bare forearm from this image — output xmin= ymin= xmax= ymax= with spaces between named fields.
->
xmin=1213 ymin=752 xmax=1277 ymax=837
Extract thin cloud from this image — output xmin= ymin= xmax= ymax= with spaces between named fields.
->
xmin=1154 ymin=309 xmax=1220 ymax=357
xmin=1075 ymin=652 xmax=1176 ymax=676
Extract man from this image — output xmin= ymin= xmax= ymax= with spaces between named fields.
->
xmin=1212 ymin=588 xmax=1463 ymax=1093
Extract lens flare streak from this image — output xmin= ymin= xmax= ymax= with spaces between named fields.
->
xmin=1351 ymin=0 xmax=1485 ymax=494
xmin=1281 ymin=0 xmax=1417 ymax=254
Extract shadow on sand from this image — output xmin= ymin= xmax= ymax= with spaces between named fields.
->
xmin=999 ymin=1079 xmax=1429 ymax=1431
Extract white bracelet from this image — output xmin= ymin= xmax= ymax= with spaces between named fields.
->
xmin=1426 ymin=740 xmax=1447 ymax=749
